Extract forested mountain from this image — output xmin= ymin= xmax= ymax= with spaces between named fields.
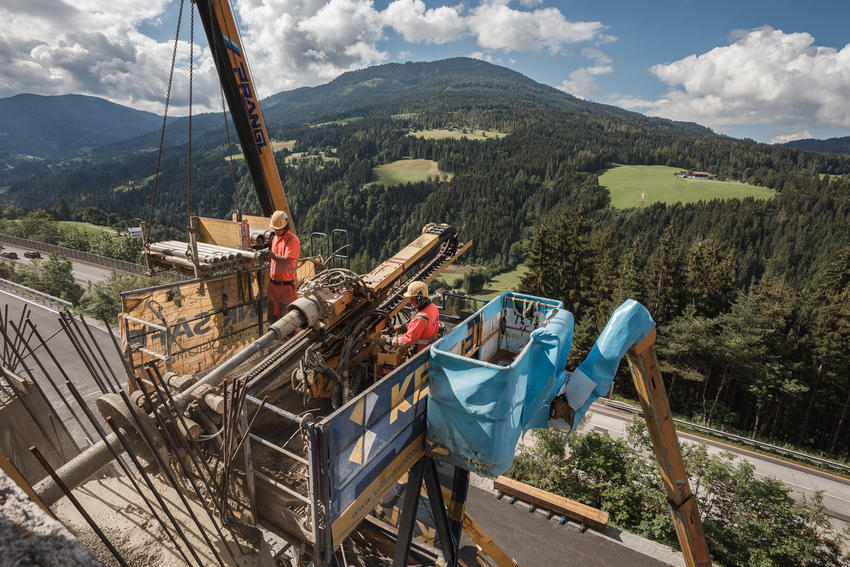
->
xmin=261 ymin=58 xmax=713 ymax=136
xmin=0 ymin=94 xmax=165 ymax=161
xmin=784 ymin=136 xmax=850 ymax=154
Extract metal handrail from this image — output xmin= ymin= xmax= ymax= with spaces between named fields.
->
xmin=0 ymin=278 xmax=73 ymax=310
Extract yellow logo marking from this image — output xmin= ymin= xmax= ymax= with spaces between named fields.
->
xmin=349 ymin=435 xmax=363 ymax=464
xmin=391 ymin=373 xmax=414 ymax=423
xmin=350 ymin=398 xmax=365 ymax=426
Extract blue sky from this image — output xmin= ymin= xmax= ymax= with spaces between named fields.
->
xmin=2 ymin=0 xmax=849 ymax=143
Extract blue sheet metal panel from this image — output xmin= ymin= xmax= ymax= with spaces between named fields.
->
xmin=322 ymin=348 xmax=431 ymax=547
xmin=427 ymin=292 xmax=572 ymax=477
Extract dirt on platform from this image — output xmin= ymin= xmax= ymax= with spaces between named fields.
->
xmin=54 ymin=475 xmax=262 ymax=567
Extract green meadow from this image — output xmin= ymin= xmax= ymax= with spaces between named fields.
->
xmin=57 ymin=221 xmax=117 ymax=235
xmin=599 ymin=164 xmax=774 ymax=209
xmin=373 ymin=159 xmax=451 ymax=185
xmin=477 ymin=265 xmax=526 ymax=300
xmin=225 ymin=139 xmax=296 ymax=161
xmin=441 ymin=264 xmax=527 ymax=301
xmin=409 ymin=128 xmax=507 ymax=141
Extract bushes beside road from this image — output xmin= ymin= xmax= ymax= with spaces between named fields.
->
xmin=507 ymin=424 xmax=850 ymax=566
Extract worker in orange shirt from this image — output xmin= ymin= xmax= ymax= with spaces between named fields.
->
xmin=267 ymin=210 xmax=300 ymax=322
xmin=378 ymin=281 xmax=440 ymax=352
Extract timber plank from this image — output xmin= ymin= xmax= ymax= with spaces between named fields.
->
xmin=494 ymin=476 xmax=609 ymax=529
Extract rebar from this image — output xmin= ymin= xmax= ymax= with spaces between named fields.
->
xmin=138 ymin=366 xmax=240 ymax=564
xmin=13 ymin=318 xmax=95 ymax=446
xmin=58 ymin=315 xmax=109 ymax=395
xmin=0 ymin=323 xmax=74 ymax=461
xmin=106 ymin=417 xmax=206 ymax=567
xmin=75 ymin=313 xmax=124 ymax=393
xmin=114 ymin=388 xmax=226 ymax=567
xmin=29 ymin=445 xmax=131 ymax=567
xmin=63 ymin=378 xmax=193 ymax=566
xmin=61 ymin=311 xmax=117 ymax=394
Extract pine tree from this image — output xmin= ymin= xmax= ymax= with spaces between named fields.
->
xmin=551 ymin=206 xmax=593 ymax=318
xmin=645 ymin=225 xmax=685 ymax=324
xmin=520 ymin=221 xmax=559 ymax=298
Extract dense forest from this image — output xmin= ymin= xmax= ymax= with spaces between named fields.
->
xmin=3 ymin=57 xmax=850 ymax=459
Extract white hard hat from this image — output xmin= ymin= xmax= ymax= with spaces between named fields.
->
xmin=270 ymin=210 xmax=289 ymax=230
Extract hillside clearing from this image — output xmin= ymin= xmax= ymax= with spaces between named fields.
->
xmin=476 ymin=265 xmax=526 ymax=300
xmin=225 ymin=139 xmax=296 ymax=161
xmin=285 ymin=150 xmax=338 ymax=166
xmin=373 ymin=159 xmax=451 ymax=185
xmin=409 ymin=128 xmax=506 ymax=141
xmin=57 ymin=221 xmax=117 ymax=234
xmin=599 ymin=164 xmax=774 ymax=209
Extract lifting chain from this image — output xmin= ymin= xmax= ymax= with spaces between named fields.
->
xmin=147 ymin=0 xmax=184 ymax=232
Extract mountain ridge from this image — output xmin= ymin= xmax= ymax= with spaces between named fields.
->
xmin=0 ymin=94 xmax=165 ymax=161
xmin=783 ymin=136 xmax=850 ymax=154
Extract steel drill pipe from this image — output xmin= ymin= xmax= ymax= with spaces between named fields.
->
xmin=33 ymin=303 xmax=312 ymax=505
xmin=172 ymin=305 xmax=310 ymax=409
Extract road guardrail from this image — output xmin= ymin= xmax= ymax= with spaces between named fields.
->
xmin=0 ymin=278 xmax=73 ymax=311
xmin=0 ymin=233 xmax=188 ymax=282
xmin=599 ymin=398 xmax=850 ymax=475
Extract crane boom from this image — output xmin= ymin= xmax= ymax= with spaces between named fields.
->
xmin=195 ymin=0 xmax=294 ymax=224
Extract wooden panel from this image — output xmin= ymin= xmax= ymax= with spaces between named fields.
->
xmin=461 ymin=512 xmax=518 ymax=567
xmin=625 ymin=334 xmax=712 ymax=566
xmin=236 ymin=213 xmax=274 ymax=232
xmin=197 ymin=216 xmax=242 ymax=248
xmin=120 ymin=270 xmax=267 ymax=380
xmin=494 ymin=475 xmax=609 ymax=529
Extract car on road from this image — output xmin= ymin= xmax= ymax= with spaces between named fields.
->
xmin=1 ymin=251 xmax=18 ymax=259
xmin=24 ymin=251 xmax=41 ymax=259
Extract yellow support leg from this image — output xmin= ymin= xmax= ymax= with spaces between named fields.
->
xmin=625 ymin=328 xmax=712 ymax=567
xmin=461 ymin=512 xmax=518 ymax=567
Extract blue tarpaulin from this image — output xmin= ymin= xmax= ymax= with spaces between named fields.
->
xmin=558 ymin=299 xmax=655 ymax=434
xmin=426 ymin=296 xmax=656 ymax=477
xmin=426 ymin=292 xmax=574 ymax=477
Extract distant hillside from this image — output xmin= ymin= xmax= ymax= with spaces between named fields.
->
xmin=80 ymin=57 xmax=716 ymax=161
xmin=783 ymin=136 xmax=850 ymax=154
xmin=0 ymin=94 xmax=164 ymax=161
xmin=262 ymin=57 xmax=714 ymax=137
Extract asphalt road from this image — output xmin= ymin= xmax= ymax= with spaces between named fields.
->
xmin=584 ymin=404 xmax=850 ymax=524
xmin=1 ymin=242 xmax=117 ymax=284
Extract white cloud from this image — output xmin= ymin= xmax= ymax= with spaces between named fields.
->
xmin=556 ymin=45 xmax=613 ymax=99
xmin=581 ymin=47 xmax=611 ymax=65
xmin=0 ymin=0 xmax=608 ymax=112
xmin=383 ymin=0 xmax=466 ymax=44
xmin=0 ymin=0 xmax=219 ymax=113
xmin=468 ymin=51 xmax=494 ymax=62
xmin=769 ymin=130 xmax=813 ymax=144
xmin=238 ymin=0 xmax=389 ymax=94
xmin=467 ymin=4 xmax=603 ymax=54
xmin=557 ymin=64 xmax=612 ymax=98
xmin=644 ymin=27 xmax=850 ymax=130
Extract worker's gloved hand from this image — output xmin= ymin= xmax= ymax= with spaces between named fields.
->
xmin=389 ymin=324 xmax=401 ymax=334
xmin=375 ymin=335 xmax=388 ymax=346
